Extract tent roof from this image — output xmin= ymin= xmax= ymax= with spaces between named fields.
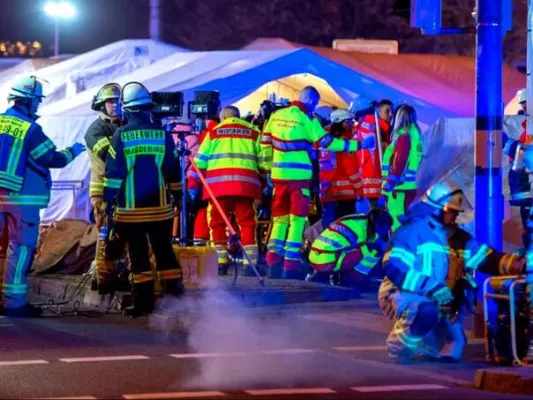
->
xmin=243 ymin=38 xmax=525 ymax=118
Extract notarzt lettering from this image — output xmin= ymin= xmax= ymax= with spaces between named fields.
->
xmin=217 ymin=128 xmax=252 ymax=136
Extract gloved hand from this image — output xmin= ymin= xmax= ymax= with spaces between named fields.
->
xmin=70 ymin=142 xmax=86 ymax=158
xmin=188 ymin=188 xmax=199 ymax=203
xmin=382 ymin=181 xmax=395 ymax=195
xmin=359 ymin=135 xmax=376 ymax=150
xmin=430 ymin=284 xmax=454 ymax=306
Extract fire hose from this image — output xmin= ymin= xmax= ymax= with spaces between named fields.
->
xmin=189 ymin=158 xmax=265 ymax=287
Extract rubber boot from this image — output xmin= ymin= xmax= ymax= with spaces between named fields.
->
xmin=123 ymin=281 xmax=155 ymax=318
xmin=2 ymin=303 xmax=43 ymax=318
xmin=163 ymin=278 xmax=185 ymax=298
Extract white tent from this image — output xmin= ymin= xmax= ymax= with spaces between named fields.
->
xmin=0 ymin=39 xmax=187 ymax=113
xmin=38 ymin=47 xmax=458 ymax=222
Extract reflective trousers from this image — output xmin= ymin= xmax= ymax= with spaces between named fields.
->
xmin=0 ymin=208 xmax=40 ymax=309
xmin=267 ymin=181 xmax=310 ymax=271
xmin=115 ymin=219 xmax=182 ymax=294
xmin=379 ymin=289 xmax=467 ymax=361
xmin=385 ymin=190 xmax=417 ymax=231
xmin=94 ymin=227 xmax=119 ymax=286
xmin=194 ymin=206 xmax=210 ymax=241
xmin=208 ymin=197 xmax=257 ymax=266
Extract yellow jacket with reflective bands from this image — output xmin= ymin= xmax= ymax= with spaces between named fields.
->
xmin=259 ymin=102 xmax=360 ymax=182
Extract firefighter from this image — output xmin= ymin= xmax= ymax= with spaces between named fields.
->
xmin=103 ymin=82 xmax=183 ymax=318
xmin=0 ymin=76 xmax=86 ymax=317
xmin=189 ymin=106 xmax=262 ymax=275
xmin=308 ymin=208 xmax=392 ymax=287
xmin=381 ymin=104 xmax=423 ymax=231
xmin=379 ymin=182 xmax=527 ymax=363
xmin=318 ymin=108 xmax=361 ymax=228
xmin=351 ymin=96 xmax=391 ymax=212
xmin=84 ymin=83 xmax=123 ymax=294
xmin=259 ymin=86 xmax=375 ymax=279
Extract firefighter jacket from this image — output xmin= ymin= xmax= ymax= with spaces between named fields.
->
xmin=0 ymin=106 xmax=76 ymax=210
xmin=103 ymin=113 xmax=181 ymax=223
xmin=189 ymin=117 xmax=262 ymax=200
xmin=84 ymin=114 xmax=120 ymax=201
xmin=355 ymin=114 xmax=390 ymax=199
xmin=259 ymin=102 xmax=360 ymax=182
xmin=318 ymin=126 xmax=361 ymax=203
xmin=504 ymin=119 xmax=532 ymax=206
xmin=309 ymin=214 xmax=383 ymax=275
xmin=382 ymin=124 xmax=423 ymax=194
xmin=380 ymin=202 xmax=523 ymax=300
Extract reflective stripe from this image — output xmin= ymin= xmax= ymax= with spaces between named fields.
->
xmin=2 ymin=283 xmax=27 ymax=295
xmin=389 ymin=247 xmax=415 ymax=268
xmin=466 ymin=245 xmax=491 ymax=269
xmin=205 ymin=175 xmax=260 ymax=186
xmin=510 ymin=191 xmax=531 ymax=201
xmin=92 ymin=137 xmax=110 ymax=154
xmin=61 ymin=149 xmax=73 ymax=164
xmin=403 ymin=269 xmax=421 ymax=291
xmin=196 ymin=153 xmax=209 ymax=162
xmin=14 ymin=246 xmax=29 ymax=285
xmin=209 ymin=152 xmax=257 ymax=161
xmin=123 ymin=139 xmax=164 ymax=148
xmin=104 ymin=178 xmax=122 ymax=189
xmin=362 ymin=178 xmax=382 ymax=185
xmin=29 ymin=139 xmax=55 ymax=159
xmin=108 ymin=146 xmax=116 ymax=159
xmin=159 ymin=268 xmax=182 ymax=280
xmin=125 ymin=156 xmax=135 ymax=209
xmin=90 ymin=181 xmax=104 ymax=196
xmin=271 ymin=137 xmax=311 ymax=151
xmin=0 ymin=194 xmax=49 ymax=205
xmin=272 ymin=162 xmax=312 ymax=170
xmin=317 ymin=133 xmax=334 ymax=148
xmin=131 ymin=272 xmax=153 ymax=284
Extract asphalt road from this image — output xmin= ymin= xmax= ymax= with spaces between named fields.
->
xmin=0 ymin=294 xmax=529 ymax=399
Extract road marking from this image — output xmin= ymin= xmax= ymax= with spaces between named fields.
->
xmin=169 ymin=349 xmax=314 ymax=359
xmin=123 ymin=391 xmax=226 ymax=399
xmin=59 ymin=355 xmax=150 ymax=363
xmin=245 ymin=388 xmax=336 ymax=396
xmin=351 ymin=384 xmax=448 ymax=392
xmin=332 ymin=345 xmax=387 ymax=351
xmin=0 ymin=360 xmax=48 ymax=366
xmin=36 ymin=397 xmax=98 ymax=399
xmin=0 ymin=323 xmax=14 ymax=327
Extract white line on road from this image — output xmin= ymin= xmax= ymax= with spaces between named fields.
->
xmin=59 ymin=355 xmax=150 ymax=363
xmin=0 ymin=359 xmax=49 ymax=366
xmin=245 ymin=388 xmax=336 ymax=396
xmin=332 ymin=345 xmax=387 ymax=351
xmin=123 ymin=391 xmax=226 ymax=399
xmin=169 ymin=349 xmax=314 ymax=359
xmin=35 ymin=397 xmax=98 ymax=399
xmin=351 ymin=384 xmax=449 ymax=393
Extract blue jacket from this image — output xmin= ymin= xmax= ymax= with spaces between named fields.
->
xmin=0 ymin=106 xmax=75 ymax=210
xmin=103 ymin=113 xmax=181 ymax=223
xmin=379 ymin=202 xmax=520 ymax=298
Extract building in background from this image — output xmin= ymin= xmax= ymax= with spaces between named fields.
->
xmin=0 ymin=41 xmax=42 ymax=58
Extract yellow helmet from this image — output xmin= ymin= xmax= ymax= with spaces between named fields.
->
xmin=91 ymin=83 xmax=121 ymax=111
xmin=422 ymin=182 xmax=472 ymax=213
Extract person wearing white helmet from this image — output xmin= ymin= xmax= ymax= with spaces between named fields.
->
xmin=0 ymin=76 xmax=85 ymax=317
xmin=84 ymin=83 xmax=125 ymax=294
xmin=518 ymin=88 xmax=527 ymax=115
xmin=378 ymin=181 xmax=527 ymax=363
xmin=318 ymin=108 xmax=360 ymax=228
xmin=102 ymin=82 xmax=184 ymax=317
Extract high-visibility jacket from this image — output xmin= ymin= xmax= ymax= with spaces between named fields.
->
xmin=382 ymin=124 xmax=423 ymax=193
xmin=103 ymin=113 xmax=181 ymax=223
xmin=379 ymin=202 xmax=523 ymax=299
xmin=190 ymin=117 xmax=262 ymax=200
xmin=84 ymin=114 xmax=120 ymax=200
xmin=259 ymin=102 xmax=360 ymax=182
xmin=318 ymin=126 xmax=361 ymax=202
xmin=0 ymin=106 xmax=76 ymax=210
xmin=309 ymin=214 xmax=382 ymax=275
xmin=355 ymin=114 xmax=390 ymax=199
xmin=505 ymin=119 xmax=532 ymax=206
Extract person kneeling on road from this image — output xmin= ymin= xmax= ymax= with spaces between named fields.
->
xmin=308 ymin=208 xmax=392 ymax=289
xmin=379 ymin=182 xmax=528 ymax=363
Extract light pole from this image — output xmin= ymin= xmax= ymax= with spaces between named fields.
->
xmin=44 ymin=1 xmax=76 ymax=57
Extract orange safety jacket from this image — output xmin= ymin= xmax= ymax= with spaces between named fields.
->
xmin=354 ymin=114 xmax=390 ymax=199
xmin=318 ymin=126 xmax=361 ymax=203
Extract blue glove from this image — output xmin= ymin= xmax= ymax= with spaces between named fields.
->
xmin=377 ymin=196 xmax=388 ymax=209
xmin=382 ymin=181 xmax=395 ymax=195
xmin=359 ymin=135 xmax=376 ymax=150
xmin=188 ymin=188 xmax=199 ymax=203
xmin=70 ymin=142 xmax=86 ymax=158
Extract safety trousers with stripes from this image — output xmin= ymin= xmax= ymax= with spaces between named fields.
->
xmin=378 ymin=289 xmax=467 ymax=361
xmin=0 ymin=208 xmax=40 ymax=309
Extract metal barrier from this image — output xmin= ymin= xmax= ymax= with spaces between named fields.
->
xmin=41 ymin=180 xmax=90 ymax=225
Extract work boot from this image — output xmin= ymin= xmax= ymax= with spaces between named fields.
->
xmin=387 ymin=348 xmax=415 ymax=364
xmin=164 ymin=278 xmax=185 ymax=298
xmin=218 ymin=263 xmax=230 ymax=276
xmin=2 ymin=303 xmax=43 ymax=318
xmin=90 ymin=279 xmax=98 ymax=291
xmin=123 ymin=281 xmax=154 ymax=319
xmin=266 ymin=251 xmax=283 ymax=279
xmin=282 ymin=260 xmax=303 ymax=280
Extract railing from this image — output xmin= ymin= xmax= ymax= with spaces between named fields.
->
xmin=41 ymin=180 xmax=90 ymax=225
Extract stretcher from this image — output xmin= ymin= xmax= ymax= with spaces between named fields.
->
xmin=483 ymin=275 xmax=533 ymax=366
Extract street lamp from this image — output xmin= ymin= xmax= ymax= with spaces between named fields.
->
xmin=44 ymin=1 xmax=76 ymax=57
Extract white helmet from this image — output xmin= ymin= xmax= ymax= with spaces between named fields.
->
xmin=8 ymin=76 xmax=45 ymax=101
xmin=422 ymin=182 xmax=473 ymax=213
xmin=518 ymin=88 xmax=527 ymax=104
xmin=330 ymin=108 xmax=354 ymax=124
xmin=121 ymin=82 xmax=153 ymax=110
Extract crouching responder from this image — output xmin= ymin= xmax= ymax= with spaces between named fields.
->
xmin=379 ymin=182 xmax=527 ymax=363
xmin=381 ymin=105 xmax=423 ymax=231
xmin=103 ymin=82 xmax=184 ymax=318
xmin=318 ymin=108 xmax=361 ymax=228
xmin=308 ymin=209 xmax=392 ymax=287
xmin=189 ymin=106 xmax=262 ymax=275
xmin=0 ymin=76 xmax=86 ymax=317
xmin=260 ymin=86 xmax=375 ymax=280
xmin=84 ymin=83 xmax=124 ymax=294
